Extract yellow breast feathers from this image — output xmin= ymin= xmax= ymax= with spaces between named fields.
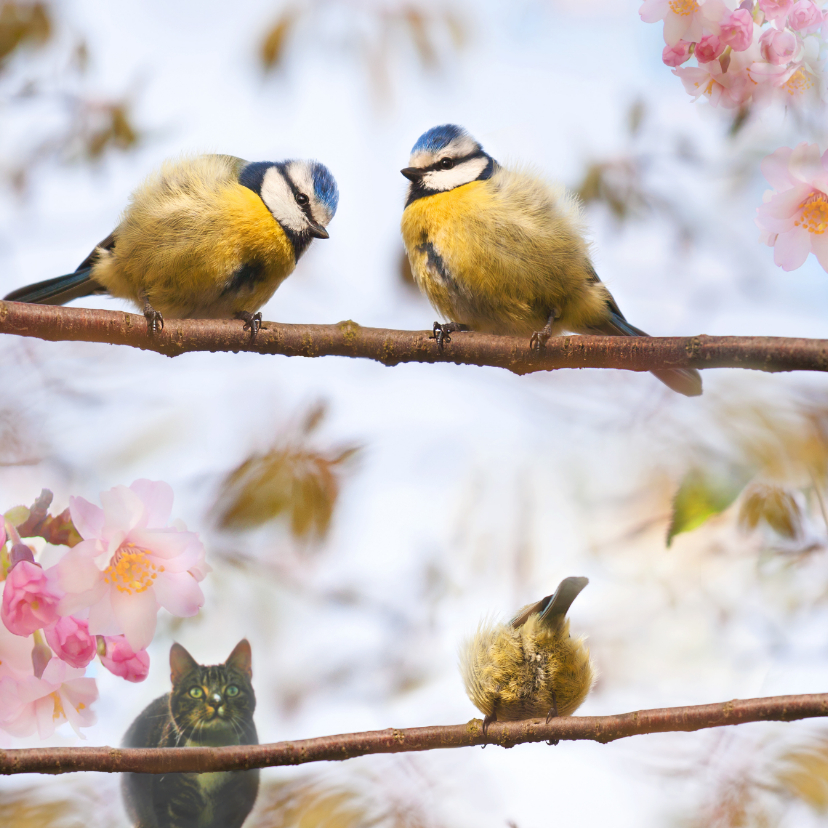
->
xmin=91 ymin=155 xmax=296 ymax=319
xmin=401 ymin=168 xmax=608 ymax=336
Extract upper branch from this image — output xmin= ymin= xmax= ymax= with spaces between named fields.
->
xmin=1 ymin=301 xmax=827 ymax=376
xmin=1 ymin=692 xmax=826 ymax=775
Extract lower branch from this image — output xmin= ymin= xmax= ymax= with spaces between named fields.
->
xmin=2 ymin=692 xmax=826 ymax=775
xmin=1 ymin=301 xmax=827 ymax=375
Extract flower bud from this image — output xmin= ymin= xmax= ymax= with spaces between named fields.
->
xmin=759 ymin=28 xmax=801 ymax=64
xmin=1 ymin=561 xmax=62 ymax=636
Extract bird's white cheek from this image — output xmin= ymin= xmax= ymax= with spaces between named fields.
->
xmin=422 ymin=157 xmax=489 ymax=192
xmin=260 ymin=168 xmax=307 ymax=232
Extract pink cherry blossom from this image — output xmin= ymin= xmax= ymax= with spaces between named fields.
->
xmin=640 ymin=0 xmax=729 ymax=47
xmin=756 ymin=143 xmax=828 ymax=271
xmin=759 ymin=27 xmax=802 ymax=64
xmin=0 ymin=657 xmax=97 ymax=738
xmin=758 ymin=0 xmax=794 ymax=22
xmin=696 ymin=33 xmax=726 ymax=61
xmin=56 ymin=480 xmax=209 ymax=651
xmin=0 ymin=617 xmax=34 ymax=679
xmin=99 ymin=635 xmax=149 ymax=682
xmin=663 ymin=40 xmax=693 ymax=65
xmin=719 ymin=8 xmax=755 ymax=50
xmin=45 ymin=616 xmax=96 ymax=669
xmin=1 ymin=561 xmax=63 ymax=637
xmin=787 ymin=0 xmax=824 ymax=32
xmin=674 ymin=58 xmax=754 ymax=107
xmin=749 ymin=59 xmax=820 ymax=106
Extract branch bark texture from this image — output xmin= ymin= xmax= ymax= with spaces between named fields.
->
xmin=1 ymin=301 xmax=827 ymax=376
xmin=2 ymin=693 xmax=826 ymax=776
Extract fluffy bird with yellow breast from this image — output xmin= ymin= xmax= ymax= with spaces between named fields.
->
xmin=400 ymin=125 xmax=702 ymax=396
xmin=461 ymin=576 xmax=595 ymax=736
xmin=5 ymin=154 xmax=338 ymax=333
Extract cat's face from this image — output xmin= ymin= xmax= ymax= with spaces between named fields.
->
xmin=168 ymin=640 xmax=256 ymax=743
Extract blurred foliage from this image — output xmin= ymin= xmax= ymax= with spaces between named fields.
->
xmin=0 ymin=781 xmax=119 ymax=828
xmin=678 ymin=731 xmax=828 ymax=827
xmin=259 ymin=1 xmax=468 ymax=105
xmin=214 ymin=402 xmax=359 ymax=541
xmin=0 ymin=1 xmax=50 ymax=68
xmin=250 ymin=776 xmax=440 ymax=828
xmin=0 ymin=789 xmax=82 ymax=828
xmin=573 ymin=99 xmax=695 ymax=242
xmin=1 ymin=1 xmax=141 ymax=191
xmin=666 ymin=468 xmax=747 ymax=547
xmin=739 ymin=483 xmax=803 ymax=541
xmin=7 ymin=487 xmax=80 ymax=547
xmin=777 ymin=736 xmax=828 ymax=813
xmin=667 ymin=394 xmax=828 ymax=553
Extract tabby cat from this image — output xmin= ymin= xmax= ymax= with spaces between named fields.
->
xmin=121 ymin=640 xmax=260 ymax=828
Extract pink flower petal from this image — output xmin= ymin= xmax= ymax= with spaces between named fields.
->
xmin=129 ymin=480 xmax=174 ymax=528
xmin=87 ymin=591 xmax=120 ymax=637
xmin=69 ymin=496 xmax=105 ymax=540
xmin=761 ymin=146 xmax=795 ymax=190
xmin=639 ymin=0 xmax=669 ymax=24
xmin=129 ymin=529 xmax=195 ymax=561
xmin=789 ymin=142 xmax=824 ymax=186
xmin=774 ymin=226 xmax=812 ymax=270
xmin=110 ymin=588 xmax=157 ymax=651
xmin=100 ymin=486 xmax=146 ymax=535
xmin=761 ymin=184 xmax=814 ymax=220
xmin=811 ymin=232 xmax=828 ymax=272
xmin=663 ymin=11 xmax=691 ymax=46
xmin=56 ymin=550 xmax=103 ymax=594
xmin=152 ymin=571 xmax=205 ymax=617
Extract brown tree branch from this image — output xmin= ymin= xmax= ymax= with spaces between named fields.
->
xmin=1 ymin=693 xmax=826 ymax=776
xmin=1 ymin=301 xmax=827 ymax=375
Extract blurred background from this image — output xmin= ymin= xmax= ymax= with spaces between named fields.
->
xmin=2 ymin=0 xmax=828 ymax=826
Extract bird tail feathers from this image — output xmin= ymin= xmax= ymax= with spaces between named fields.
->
xmin=591 ymin=310 xmax=703 ymax=398
xmin=4 ymin=268 xmax=105 ymax=306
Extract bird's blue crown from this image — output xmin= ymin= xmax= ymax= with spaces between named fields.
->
xmin=310 ymin=161 xmax=339 ymax=216
xmin=411 ymin=124 xmax=468 ymax=154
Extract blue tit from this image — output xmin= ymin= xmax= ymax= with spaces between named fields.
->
xmin=460 ymin=576 xmax=595 ymax=736
xmin=4 ymin=154 xmax=339 ymax=333
xmin=400 ymin=125 xmax=702 ymax=397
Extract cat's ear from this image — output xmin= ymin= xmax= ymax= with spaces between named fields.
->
xmin=170 ymin=642 xmax=199 ymax=685
xmin=226 ymin=639 xmax=252 ymax=678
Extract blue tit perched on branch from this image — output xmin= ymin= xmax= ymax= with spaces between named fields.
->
xmin=400 ymin=125 xmax=702 ymax=397
xmin=4 ymin=154 xmax=339 ymax=334
xmin=460 ymin=577 xmax=595 ymax=736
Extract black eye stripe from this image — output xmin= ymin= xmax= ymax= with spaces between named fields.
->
xmin=276 ymin=163 xmax=316 ymax=222
xmin=422 ymin=151 xmax=484 ymax=173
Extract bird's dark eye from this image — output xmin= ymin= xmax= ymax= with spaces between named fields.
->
xmin=189 ymin=687 xmax=204 ymax=699
xmin=225 ymin=685 xmax=239 ymax=697
xmin=439 ymin=157 xmax=454 ymax=170
xmin=295 ymin=192 xmax=310 ymax=206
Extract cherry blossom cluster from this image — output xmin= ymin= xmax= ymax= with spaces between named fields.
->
xmin=641 ymin=0 xmax=828 ymax=109
xmin=0 ymin=480 xmax=209 ymax=739
xmin=756 ymin=142 xmax=828 ymax=269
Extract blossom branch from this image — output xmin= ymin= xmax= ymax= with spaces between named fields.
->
xmin=2 ymin=692 xmax=826 ymax=776
xmin=1 ymin=301 xmax=827 ymax=376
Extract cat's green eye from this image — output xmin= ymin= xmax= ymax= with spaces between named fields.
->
xmin=189 ymin=687 xmax=204 ymax=699
xmin=225 ymin=685 xmax=239 ymax=697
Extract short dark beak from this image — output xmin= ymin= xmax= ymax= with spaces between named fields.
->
xmin=308 ymin=222 xmax=329 ymax=239
xmin=401 ymin=167 xmax=424 ymax=182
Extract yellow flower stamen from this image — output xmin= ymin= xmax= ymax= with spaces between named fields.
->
xmin=794 ymin=192 xmax=828 ymax=235
xmin=103 ymin=546 xmax=158 ymax=594
xmin=668 ymin=0 xmax=699 ymax=15
xmin=51 ymin=692 xmax=65 ymax=720
xmin=784 ymin=69 xmax=814 ymax=97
